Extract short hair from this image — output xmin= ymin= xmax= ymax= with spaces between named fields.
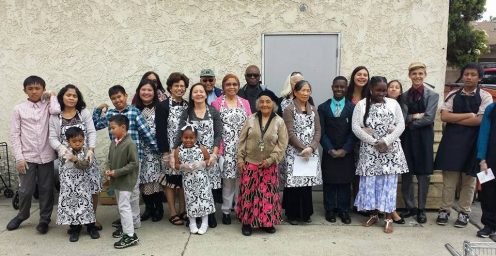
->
xmin=109 ymin=115 xmax=129 ymax=130
xmin=180 ymin=124 xmax=198 ymax=138
xmin=108 ymin=85 xmax=126 ymax=97
xmin=65 ymin=127 xmax=85 ymax=141
xmin=166 ymin=72 xmax=190 ymax=93
xmin=333 ymin=76 xmax=348 ymax=85
xmin=23 ymin=76 xmax=46 ymax=89
xmin=57 ymin=84 xmax=87 ymax=112
xmin=461 ymin=62 xmax=484 ymax=79
xmin=221 ymin=74 xmax=240 ymax=90
xmin=408 ymin=62 xmax=427 ymax=74
xmin=294 ymin=80 xmax=311 ymax=93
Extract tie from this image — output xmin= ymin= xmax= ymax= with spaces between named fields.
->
xmin=335 ymin=103 xmax=341 ymax=117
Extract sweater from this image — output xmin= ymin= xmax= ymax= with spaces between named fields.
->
xmin=107 ymin=134 xmax=139 ymax=191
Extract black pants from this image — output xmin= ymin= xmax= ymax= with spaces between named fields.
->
xmin=481 ymin=179 xmax=496 ymax=229
xmin=282 ymin=186 xmax=313 ymax=220
xmin=401 ymin=173 xmax=430 ymax=210
xmin=323 ymin=183 xmax=351 ymax=213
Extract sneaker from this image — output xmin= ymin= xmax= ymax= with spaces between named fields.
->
xmin=436 ymin=211 xmax=449 ymax=225
xmin=112 ymin=227 xmax=123 ymax=238
xmin=189 ymin=223 xmax=199 ymax=234
xmin=114 ymin=234 xmax=139 ymax=249
xmin=112 ymin=219 xmax=121 ymax=228
xmin=197 ymin=224 xmax=208 ymax=235
xmin=477 ymin=226 xmax=496 ymax=238
xmin=454 ymin=212 xmax=469 ymax=228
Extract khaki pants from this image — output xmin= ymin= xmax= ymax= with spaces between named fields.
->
xmin=440 ymin=171 xmax=476 ymax=214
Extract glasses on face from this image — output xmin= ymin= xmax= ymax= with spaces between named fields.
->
xmin=224 ymin=83 xmax=238 ymax=87
xmin=245 ymin=73 xmax=260 ymax=78
xmin=201 ymin=78 xmax=214 ymax=83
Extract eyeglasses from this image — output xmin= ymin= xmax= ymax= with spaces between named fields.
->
xmin=245 ymin=73 xmax=260 ymax=78
xmin=201 ymin=78 xmax=215 ymax=83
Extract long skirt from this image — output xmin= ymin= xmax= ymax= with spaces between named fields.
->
xmin=354 ymin=175 xmax=398 ymax=213
xmin=236 ymin=163 xmax=282 ymax=228
xmin=282 ymin=186 xmax=313 ymax=220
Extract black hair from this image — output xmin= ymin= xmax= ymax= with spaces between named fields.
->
xmin=187 ymin=83 xmax=208 ymax=110
xmin=292 ymin=80 xmax=311 ymax=97
xmin=23 ymin=75 xmax=46 ymax=89
xmin=141 ymin=71 xmax=165 ymax=93
xmin=65 ymin=126 xmax=85 ymax=141
xmin=387 ymin=80 xmax=403 ymax=106
xmin=108 ymin=85 xmax=127 ymax=97
xmin=333 ymin=76 xmax=348 ymax=85
xmin=346 ymin=66 xmax=370 ymax=101
xmin=460 ymin=62 xmax=484 ymax=80
xmin=166 ymin=72 xmax=190 ymax=94
xmin=134 ymin=79 xmax=159 ymax=110
xmin=180 ymin=125 xmax=198 ymax=138
xmin=363 ymin=76 xmax=388 ymax=127
xmin=57 ymin=84 xmax=87 ymax=112
xmin=109 ymin=115 xmax=129 ymax=131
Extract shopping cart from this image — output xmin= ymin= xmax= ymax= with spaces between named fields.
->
xmin=446 ymin=241 xmax=496 ymax=256
xmin=0 ymin=142 xmax=14 ymax=198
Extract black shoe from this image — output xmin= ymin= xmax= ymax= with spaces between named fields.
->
xmin=114 ymin=233 xmax=139 ymax=249
xmin=241 ymin=225 xmax=252 ymax=236
xmin=69 ymin=229 xmax=80 ymax=242
xmin=263 ymin=226 xmax=276 ymax=233
xmin=477 ymin=226 xmax=496 ymax=238
xmin=393 ymin=217 xmax=405 ymax=225
xmin=152 ymin=194 xmax=164 ymax=222
xmin=112 ymin=227 xmax=123 ymax=238
xmin=401 ymin=208 xmax=418 ymax=219
xmin=36 ymin=222 xmax=49 ymax=234
xmin=87 ymin=224 xmax=100 ymax=239
xmin=417 ymin=210 xmax=427 ymax=224
xmin=436 ymin=210 xmax=450 ymax=225
xmin=222 ymin=214 xmax=231 ymax=225
xmin=140 ymin=194 xmax=153 ymax=222
xmin=6 ymin=217 xmax=23 ymax=231
xmin=208 ymin=213 xmax=217 ymax=228
xmin=339 ymin=212 xmax=352 ymax=224
xmin=325 ymin=211 xmax=336 ymax=223
xmin=287 ymin=218 xmax=298 ymax=225
xmin=454 ymin=212 xmax=469 ymax=228
xmin=112 ymin=219 xmax=121 ymax=228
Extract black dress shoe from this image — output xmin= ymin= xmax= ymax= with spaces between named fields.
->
xmin=6 ymin=217 xmax=23 ymax=231
xmin=222 ymin=214 xmax=231 ymax=225
xmin=208 ymin=213 xmax=217 ymax=228
xmin=69 ymin=230 xmax=80 ymax=242
xmin=241 ymin=225 xmax=252 ymax=236
xmin=417 ymin=210 xmax=427 ymax=224
xmin=401 ymin=208 xmax=418 ymax=219
xmin=87 ymin=225 xmax=100 ymax=239
xmin=393 ymin=217 xmax=405 ymax=224
xmin=263 ymin=226 xmax=276 ymax=233
xmin=339 ymin=212 xmax=352 ymax=224
xmin=36 ymin=222 xmax=49 ymax=234
xmin=325 ymin=211 xmax=336 ymax=223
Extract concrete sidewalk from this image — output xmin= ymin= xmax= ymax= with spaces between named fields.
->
xmin=0 ymin=193 xmax=492 ymax=256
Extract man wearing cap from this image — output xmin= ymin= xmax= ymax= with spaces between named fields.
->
xmin=399 ymin=62 xmax=439 ymax=223
xmin=200 ymin=69 xmax=223 ymax=105
xmin=238 ymin=65 xmax=276 ymax=113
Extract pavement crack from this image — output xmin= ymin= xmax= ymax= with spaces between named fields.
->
xmin=180 ymin=232 xmax=192 ymax=256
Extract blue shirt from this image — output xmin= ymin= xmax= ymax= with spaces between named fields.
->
xmin=92 ymin=104 xmax=158 ymax=159
xmin=330 ymin=97 xmax=345 ymax=116
xmin=477 ymin=102 xmax=496 ymax=160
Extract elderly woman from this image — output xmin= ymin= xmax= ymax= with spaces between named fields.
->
xmin=155 ymin=72 xmax=189 ymax=225
xmin=236 ymin=90 xmax=288 ymax=236
xmin=176 ymin=83 xmax=223 ymax=228
xmin=282 ymin=80 xmax=322 ymax=225
xmin=49 ymin=84 xmax=101 ymax=238
xmin=211 ymin=74 xmax=251 ymax=225
xmin=278 ymin=72 xmax=305 ymax=116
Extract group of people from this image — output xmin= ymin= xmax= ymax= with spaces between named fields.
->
xmin=6 ymin=61 xmax=496 ymax=249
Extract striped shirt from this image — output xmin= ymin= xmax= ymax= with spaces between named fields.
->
xmin=11 ymin=96 xmax=61 ymax=164
xmin=92 ymin=104 xmax=157 ymax=159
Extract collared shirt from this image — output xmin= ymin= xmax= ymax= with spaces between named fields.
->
xmin=92 ymin=104 xmax=157 ymax=159
xmin=330 ymin=97 xmax=345 ymax=116
xmin=114 ymin=137 xmax=123 ymax=145
xmin=441 ymin=87 xmax=493 ymax=115
xmin=11 ymin=96 xmax=61 ymax=164
xmin=408 ymin=85 xmax=424 ymax=101
xmin=207 ymin=90 xmax=218 ymax=105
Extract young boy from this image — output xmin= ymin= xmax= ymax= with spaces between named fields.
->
xmin=435 ymin=63 xmax=492 ymax=228
xmin=93 ymin=85 xmax=158 ymax=228
xmin=105 ymin=115 xmax=140 ymax=249
xmin=318 ymin=76 xmax=355 ymax=224
xmin=400 ymin=62 xmax=439 ymax=223
xmin=7 ymin=76 xmax=60 ymax=234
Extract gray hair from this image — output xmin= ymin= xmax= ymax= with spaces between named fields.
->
xmin=255 ymin=97 xmax=278 ymax=113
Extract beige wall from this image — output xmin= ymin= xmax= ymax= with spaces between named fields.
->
xmin=0 ymin=0 xmax=448 ymax=162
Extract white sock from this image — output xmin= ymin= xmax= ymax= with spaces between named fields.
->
xmin=201 ymin=215 xmax=208 ymax=227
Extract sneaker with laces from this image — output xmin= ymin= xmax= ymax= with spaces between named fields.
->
xmin=454 ymin=212 xmax=469 ymax=228
xmin=436 ymin=211 xmax=449 ymax=225
xmin=189 ymin=223 xmax=199 ymax=234
xmin=477 ymin=226 xmax=496 ymax=238
xmin=114 ymin=234 xmax=139 ymax=249
xmin=112 ymin=227 xmax=123 ymax=238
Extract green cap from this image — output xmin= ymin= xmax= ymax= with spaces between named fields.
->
xmin=200 ymin=69 xmax=215 ymax=77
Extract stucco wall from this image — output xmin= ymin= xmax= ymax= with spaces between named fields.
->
xmin=0 ymin=0 xmax=448 ymax=168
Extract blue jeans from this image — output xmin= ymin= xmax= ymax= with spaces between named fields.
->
xmin=323 ymin=183 xmax=351 ymax=213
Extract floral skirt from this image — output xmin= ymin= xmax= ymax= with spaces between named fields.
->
xmin=236 ymin=163 xmax=282 ymax=228
xmin=354 ymin=175 xmax=398 ymax=213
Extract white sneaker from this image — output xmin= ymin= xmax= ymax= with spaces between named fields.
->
xmin=189 ymin=223 xmax=199 ymax=234
xmin=197 ymin=224 xmax=208 ymax=235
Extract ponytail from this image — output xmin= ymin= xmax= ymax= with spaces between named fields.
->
xmin=363 ymin=94 xmax=371 ymax=127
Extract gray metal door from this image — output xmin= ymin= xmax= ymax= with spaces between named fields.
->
xmin=262 ymin=33 xmax=340 ymax=107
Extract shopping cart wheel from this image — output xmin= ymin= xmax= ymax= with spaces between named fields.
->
xmin=12 ymin=192 xmax=19 ymax=210
xmin=3 ymin=188 xmax=14 ymax=198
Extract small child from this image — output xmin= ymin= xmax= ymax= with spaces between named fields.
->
xmin=57 ymin=127 xmax=100 ymax=242
xmin=174 ymin=125 xmax=214 ymax=235
xmin=105 ymin=115 xmax=140 ymax=249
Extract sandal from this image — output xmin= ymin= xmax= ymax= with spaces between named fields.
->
xmin=384 ymin=219 xmax=394 ymax=234
xmin=363 ymin=214 xmax=379 ymax=227
xmin=178 ymin=212 xmax=188 ymax=221
xmin=168 ymin=215 xmax=184 ymax=225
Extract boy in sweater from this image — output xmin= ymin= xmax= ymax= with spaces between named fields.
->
xmin=105 ymin=115 xmax=139 ymax=249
